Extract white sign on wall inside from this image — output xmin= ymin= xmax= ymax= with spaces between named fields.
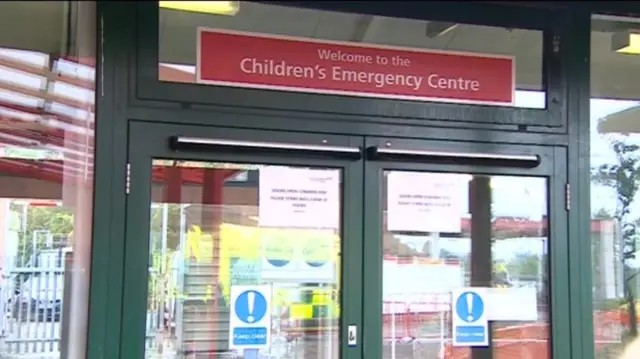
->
xmin=260 ymin=230 xmax=337 ymax=283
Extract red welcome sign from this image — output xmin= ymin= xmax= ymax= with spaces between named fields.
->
xmin=197 ymin=28 xmax=515 ymax=106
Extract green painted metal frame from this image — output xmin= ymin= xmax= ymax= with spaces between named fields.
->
xmin=132 ymin=1 xmax=565 ymax=130
xmin=564 ymin=11 xmax=595 ymax=359
xmin=85 ymin=4 xmax=126 ymax=359
xmin=86 ymin=2 xmax=601 ymax=359
xmin=362 ymin=138 xmax=570 ymax=359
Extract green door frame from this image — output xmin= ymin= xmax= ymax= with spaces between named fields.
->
xmin=362 ymin=137 xmax=570 ymax=359
xmin=119 ymin=120 xmax=571 ymax=358
xmin=120 ymin=121 xmax=365 ymax=359
xmin=92 ymin=3 xmax=594 ymax=359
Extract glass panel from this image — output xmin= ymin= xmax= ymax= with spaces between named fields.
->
xmin=382 ymin=172 xmax=549 ymax=358
xmin=0 ymin=2 xmax=96 ymax=357
xmin=145 ymin=159 xmax=341 ymax=359
xmin=158 ymin=1 xmax=544 ymax=108
xmin=591 ymin=14 xmax=640 ymax=358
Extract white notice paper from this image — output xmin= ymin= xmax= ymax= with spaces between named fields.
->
xmin=259 ymin=166 xmax=340 ymax=229
xmin=387 ymin=172 xmax=463 ymax=233
xmin=486 ymin=287 xmax=538 ymax=321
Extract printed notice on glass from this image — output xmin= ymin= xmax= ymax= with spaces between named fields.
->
xmin=387 ymin=172 xmax=462 ymax=233
xmin=486 ymin=287 xmax=538 ymax=321
xmin=259 ymin=166 xmax=340 ymax=229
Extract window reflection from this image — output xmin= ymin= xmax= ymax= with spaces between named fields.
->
xmin=0 ymin=2 xmax=96 ymax=358
xmin=145 ymin=161 xmax=342 ymax=359
xmin=382 ymin=173 xmax=549 ymax=359
xmin=590 ymin=15 xmax=640 ymax=357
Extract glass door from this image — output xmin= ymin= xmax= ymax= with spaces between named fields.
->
xmin=120 ymin=122 xmax=364 ymax=359
xmin=362 ymin=139 xmax=570 ymax=359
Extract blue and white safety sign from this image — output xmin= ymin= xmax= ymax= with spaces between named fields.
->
xmin=229 ymin=285 xmax=272 ymax=349
xmin=451 ymin=288 xmax=489 ymax=347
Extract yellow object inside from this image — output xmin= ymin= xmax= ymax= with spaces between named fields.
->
xmin=218 ymin=223 xmax=341 ymax=319
xmin=159 ymin=1 xmax=240 ymax=16
xmin=614 ymin=33 xmax=640 ymax=54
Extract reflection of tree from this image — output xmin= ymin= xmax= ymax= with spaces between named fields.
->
xmin=421 ymin=241 xmax=431 ymax=256
xmin=592 ymin=138 xmax=640 ymax=339
xmin=508 ymin=252 xmax=540 ymax=277
xmin=440 ymin=248 xmax=461 ymax=260
xmin=8 ymin=203 xmax=73 ymax=264
xmin=594 ymin=208 xmax=615 ymax=219
xmin=592 ymin=209 xmax=615 ymax=306
xmin=150 ymin=204 xmax=182 ymax=250
xmin=383 ymin=233 xmax=430 ymax=257
xmin=148 ymin=204 xmax=187 ymax=309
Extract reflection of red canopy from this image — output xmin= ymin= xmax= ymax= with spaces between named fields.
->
xmin=0 ymin=55 xmax=193 ymax=184
xmin=466 ymin=217 xmax=612 ymax=235
xmin=0 ymin=51 xmax=95 ymax=182
xmin=384 ymin=217 xmax=611 ymax=236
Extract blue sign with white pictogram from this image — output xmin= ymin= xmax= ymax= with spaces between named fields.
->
xmin=229 ymin=285 xmax=272 ymax=349
xmin=451 ymin=288 xmax=489 ymax=347
xmin=235 ymin=290 xmax=268 ymax=324
xmin=455 ymin=291 xmax=484 ymax=322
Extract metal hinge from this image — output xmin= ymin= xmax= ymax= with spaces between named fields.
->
xmin=553 ymin=34 xmax=560 ymax=54
xmin=565 ymin=182 xmax=570 ymax=211
xmin=125 ymin=163 xmax=131 ymax=194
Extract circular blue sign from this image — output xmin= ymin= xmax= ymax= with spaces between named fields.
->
xmin=303 ymin=247 xmax=330 ymax=268
xmin=235 ymin=290 xmax=268 ymax=324
xmin=303 ymin=238 xmax=331 ymax=268
xmin=267 ymin=258 xmax=289 ymax=267
xmin=306 ymin=260 xmax=326 ymax=268
xmin=264 ymin=237 xmax=293 ymax=268
xmin=455 ymin=291 xmax=484 ymax=323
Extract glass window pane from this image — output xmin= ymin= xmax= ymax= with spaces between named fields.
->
xmin=382 ymin=172 xmax=550 ymax=358
xmin=145 ymin=160 xmax=341 ymax=359
xmin=158 ymin=2 xmax=544 ymax=108
xmin=0 ymin=2 xmax=96 ymax=357
xmin=591 ymin=14 xmax=640 ymax=357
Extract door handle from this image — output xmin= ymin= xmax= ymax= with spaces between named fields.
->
xmin=366 ymin=146 xmax=540 ymax=168
xmin=169 ymin=136 xmax=362 ymax=160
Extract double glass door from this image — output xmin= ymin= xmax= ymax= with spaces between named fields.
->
xmin=120 ymin=122 xmax=569 ymax=359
